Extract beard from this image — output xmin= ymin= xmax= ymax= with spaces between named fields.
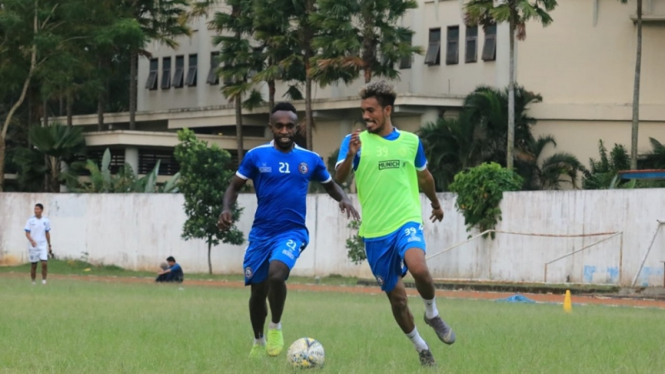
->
xmin=274 ymin=134 xmax=294 ymax=150
xmin=365 ymin=119 xmax=385 ymax=134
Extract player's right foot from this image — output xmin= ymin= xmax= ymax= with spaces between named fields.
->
xmin=424 ymin=313 xmax=456 ymax=345
xmin=418 ymin=349 xmax=436 ymax=367
xmin=248 ymin=343 xmax=266 ymax=359
xmin=266 ymin=328 xmax=284 ymax=356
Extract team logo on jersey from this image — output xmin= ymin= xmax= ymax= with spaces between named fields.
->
xmin=244 ymin=267 xmax=253 ymax=279
xmin=378 ymin=160 xmax=401 ymax=170
xmin=259 ymin=163 xmax=272 ymax=173
xmin=398 ymin=146 xmax=408 ymax=157
xmin=298 ymin=162 xmax=309 ymax=174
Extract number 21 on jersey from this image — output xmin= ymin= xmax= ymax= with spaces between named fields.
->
xmin=279 ymin=162 xmax=290 ymax=174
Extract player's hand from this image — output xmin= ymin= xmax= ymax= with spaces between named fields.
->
xmin=30 ymin=240 xmax=37 ymax=248
xmin=348 ymin=129 xmax=362 ymax=155
xmin=218 ymin=210 xmax=233 ymax=231
xmin=430 ymin=207 xmax=444 ymax=222
xmin=339 ymin=198 xmax=360 ymax=221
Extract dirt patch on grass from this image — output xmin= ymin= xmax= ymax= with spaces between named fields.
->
xmin=3 ymin=272 xmax=665 ymax=309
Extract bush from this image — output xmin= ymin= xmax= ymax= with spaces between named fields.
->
xmin=449 ymin=162 xmax=522 ymax=239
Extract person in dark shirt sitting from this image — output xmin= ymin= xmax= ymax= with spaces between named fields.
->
xmin=156 ymin=256 xmax=184 ymax=283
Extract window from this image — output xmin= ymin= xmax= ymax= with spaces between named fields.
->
xmin=161 ymin=57 xmax=171 ymax=89
xmin=424 ymin=28 xmax=441 ymax=66
xmin=173 ymin=55 xmax=184 ymax=88
xmin=145 ymin=59 xmax=158 ymax=90
xmin=185 ymin=54 xmax=197 ymax=87
xmin=399 ymin=35 xmax=412 ymax=69
xmin=138 ymin=149 xmax=180 ymax=176
xmin=465 ymin=26 xmax=478 ymax=63
xmin=482 ymin=24 xmax=497 ymax=61
xmin=446 ymin=26 xmax=459 ymax=65
xmin=206 ymin=52 xmax=219 ymax=85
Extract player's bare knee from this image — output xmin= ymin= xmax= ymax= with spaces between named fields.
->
xmin=388 ymin=293 xmax=408 ymax=311
xmin=410 ymin=266 xmax=432 ymax=284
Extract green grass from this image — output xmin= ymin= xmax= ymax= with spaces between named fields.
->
xmin=0 ymin=259 xmax=359 ymax=286
xmin=1 ymin=278 xmax=664 ymax=373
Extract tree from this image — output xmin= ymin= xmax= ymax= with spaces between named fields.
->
xmin=582 ymin=140 xmax=630 ymax=189
xmin=174 ymin=128 xmax=244 ymax=274
xmin=123 ymin=0 xmax=190 ymax=131
xmin=619 ymin=0 xmax=642 ymax=170
xmin=209 ymin=0 xmax=265 ymax=163
xmin=465 ymin=0 xmax=557 ymax=170
xmin=13 ymin=123 xmax=86 ymax=192
xmin=0 ymin=0 xmax=77 ymax=191
xmin=515 ymin=135 xmax=585 ymax=190
xmin=311 ymin=0 xmax=422 ymax=84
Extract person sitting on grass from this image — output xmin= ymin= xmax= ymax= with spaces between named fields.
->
xmin=155 ymin=256 xmax=184 ymax=283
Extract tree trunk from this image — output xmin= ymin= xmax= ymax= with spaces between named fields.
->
xmin=305 ymin=75 xmax=314 ymax=150
xmin=59 ymin=92 xmax=64 ymax=117
xmin=235 ymin=95 xmax=244 ymax=163
xmin=207 ymin=240 xmax=213 ymax=275
xmin=43 ymin=97 xmax=49 ymax=127
xmin=97 ymin=91 xmax=105 ymax=132
xmin=66 ymin=90 xmax=73 ymax=127
xmin=630 ymin=0 xmax=642 ymax=170
xmin=268 ymin=78 xmax=276 ymax=122
xmin=0 ymin=0 xmax=38 ymax=192
xmin=129 ymin=50 xmax=138 ymax=130
xmin=364 ymin=67 xmax=371 ymax=83
xmin=506 ymin=21 xmax=516 ymax=171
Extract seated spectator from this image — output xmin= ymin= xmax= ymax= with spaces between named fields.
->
xmin=155 ymin=256 xmax=184 ymax=283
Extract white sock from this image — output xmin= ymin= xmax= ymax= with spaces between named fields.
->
xmin=423 ymin=297 xmax=439 ymax=319
xmin=42 ymin=279 xmax=47 ymax=285
xmin=254 ymin=337 xmax=266 ymax=345
xmin=269 ymin=321 xmax=282 ymax=330
xmin=406 ymin=327 xmax=429 ymax=352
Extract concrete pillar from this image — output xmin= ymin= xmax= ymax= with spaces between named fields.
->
xmin=125 ymin=147 xmax=139 ymax=174
xmin=420 ymin=108 xmax=440 ymax=128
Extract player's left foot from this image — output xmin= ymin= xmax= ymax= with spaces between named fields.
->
xmin=424 ymin=313 xmax=456 ymax=345
xmin=266 ymin=328 xmax=284 ymax=356
xmin=248 ymin=343 xmax=266 ymax=359
xmin=418 ymin=349 xmax=436 ymax=367
xmin=42 ymin=280 xmax=47 ymax=285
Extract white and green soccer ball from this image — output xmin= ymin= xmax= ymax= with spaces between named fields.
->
xmin=286 ymin=337 xmax=325 ymax=369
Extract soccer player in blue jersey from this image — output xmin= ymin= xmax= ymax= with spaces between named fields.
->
xmin=218 ymin=102 xmax=359 ymax=359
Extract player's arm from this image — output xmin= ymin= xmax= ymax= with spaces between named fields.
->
xmin=45 ymin=231 xmax=52 ymax=252
xmin=218 ymin=176 xmax=248 ymax=231
xmin=321 ymin=180 xmax=360 ymax=220
xmin=415 ymin=139 xmax=443 ymax=222
xmin=334 ymin=130 xmax=361 ymax=183
xmin=25 ymin=231 xmax=36 ymax=247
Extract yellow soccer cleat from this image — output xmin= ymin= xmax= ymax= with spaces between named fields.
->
xmin=248 ymin=343 xmax=266 ymax=359
xmin=266 ymin=329 xmax=284 ymax=357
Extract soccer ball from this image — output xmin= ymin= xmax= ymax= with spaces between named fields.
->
xmin=286 ymin=337 xmax=325 ymax=369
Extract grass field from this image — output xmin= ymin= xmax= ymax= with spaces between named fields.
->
xmin=1 ymin=277 xmax=664 ymax=374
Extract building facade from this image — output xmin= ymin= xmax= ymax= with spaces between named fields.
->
xmin=60 ymin=0 xmax=665 ymax=181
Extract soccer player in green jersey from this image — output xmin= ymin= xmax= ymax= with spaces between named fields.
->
xmin=335 ymin=81 xmax=455 ymax=367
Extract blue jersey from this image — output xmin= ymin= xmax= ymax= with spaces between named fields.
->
xmin=335 ymin=128 xmax=428 ymax=171
xmin=237 ymin=141 xmax=332 ymax=241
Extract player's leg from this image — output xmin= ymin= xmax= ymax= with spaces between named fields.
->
xmin=243 ymin=241 xmax=271 ymax=358
xmin=265 ymin=233 xmax=306 ymax=357
xmin=30 ymin=262 xmax=37 ymax=284
xmin=39 ymin=247 xmax=48 ymax=284
xmin=387 ymin=279 xmax=436 ymax=366
xmin=40 ymin=260 xmax=48 ymax=284
xmin=365 ymin=234 xmax=435 ymax=366
xmin=399 ymin=223 xmax=455 ymax=345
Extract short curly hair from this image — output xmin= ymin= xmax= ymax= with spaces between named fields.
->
xmin=359 ymin=80 xmax=397 ymax=108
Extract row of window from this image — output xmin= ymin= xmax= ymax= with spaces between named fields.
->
xmin=147 ymin=53 xmax=226 ymax=90
xmin=421 ymin=24 xmax=496 ymax=67
xmin=147 ymin=24 xmax=496 ymax=89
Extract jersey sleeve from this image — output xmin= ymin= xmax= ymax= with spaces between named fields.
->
xmin=335 ymin=135 xmax=360 ymax=171
xmin=236 ymin=151 xmax=256 ymax=180
xmin=24 ymin=219 xmax=31 ymax=232
xmin=415 ymin=139 xmax=427 ymax=171
xmin=312 ymin=155 xmax=332 ymax=183
xmin=45 ymin=219 xmax=51 ymax=232
xmin=170 ymin=264 xmax=181 ymax=272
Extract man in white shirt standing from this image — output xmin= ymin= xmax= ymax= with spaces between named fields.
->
xmin=24 ymin=203 xmax=52 ymax=285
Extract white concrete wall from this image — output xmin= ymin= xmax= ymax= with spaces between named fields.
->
xmin=1 ymin=190 xmax=664 ymax=286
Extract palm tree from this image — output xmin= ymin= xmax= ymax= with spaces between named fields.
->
xmin=516 ymin=135 xmax=585 ymax=190
xmin=123 ymin=0 xmax=190 ymax=131
xmin=13 ymin=123 xmax=86 ymax=192
xmin=465 ymin=0 xmax=558 ymax=170
xmin=619 ymin=0 xmax=642 ymax=170
xmin=310 ymin=0 xmax=422 ymax=84
xmin=209 ymin=0 xmax=265 ymax=163
xmin=583 ymin=140 xmax=631 ymax=190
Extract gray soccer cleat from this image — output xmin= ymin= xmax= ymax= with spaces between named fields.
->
xmin=424 ymin=313 xmax=456 ymax=345
xmin=418 ymin=349 xmax=436 ymax=367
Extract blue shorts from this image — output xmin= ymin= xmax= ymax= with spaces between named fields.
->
xmin=243 ymin=230 xmax=308 ymax=285
xmin=364 ymin=222 xmax=427 ymax=293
